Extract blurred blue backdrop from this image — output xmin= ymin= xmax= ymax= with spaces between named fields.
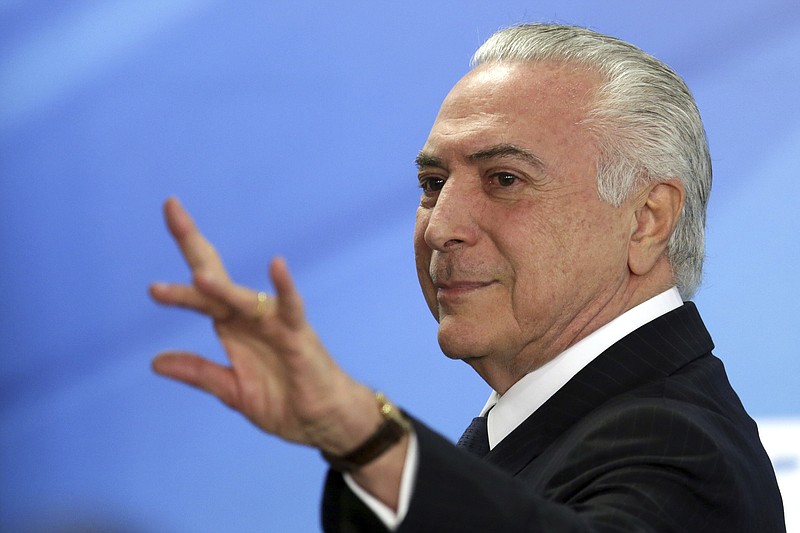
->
xmin=2 ymin=1 xmax=798 ymax=531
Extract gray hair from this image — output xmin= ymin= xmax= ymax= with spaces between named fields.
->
xmin=472 ymin=24 xmax=712 ymax=299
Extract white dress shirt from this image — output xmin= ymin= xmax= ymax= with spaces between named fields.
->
xmin=345 ymin=287 xmax=684 ymax=529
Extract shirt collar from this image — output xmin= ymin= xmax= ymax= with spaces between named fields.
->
xmin=480 ymin=287 xmax=683 ymax=449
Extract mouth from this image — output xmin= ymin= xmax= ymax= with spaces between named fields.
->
xmin=436 ymin=280 xmax=496 ymax=301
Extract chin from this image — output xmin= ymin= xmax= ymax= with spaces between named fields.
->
xmin=437 ymin=321 xmax=492 ymax=361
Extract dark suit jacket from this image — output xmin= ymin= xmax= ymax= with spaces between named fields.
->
xmin=322 ymin=303 xmax=785 ymax=532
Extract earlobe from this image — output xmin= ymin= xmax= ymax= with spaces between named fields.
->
xmin=628 ymin=179 xmax=685 ymax=276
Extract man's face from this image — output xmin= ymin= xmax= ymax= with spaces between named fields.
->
xmin=414 ymin=61 xmax=635 ymax=389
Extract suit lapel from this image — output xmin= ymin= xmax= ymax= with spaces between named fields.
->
xmin=483 ymin=302 xmax=714 ymax=475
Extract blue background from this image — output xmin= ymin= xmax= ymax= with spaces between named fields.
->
xmin=2 ymin=1 xmax=798 ymax=531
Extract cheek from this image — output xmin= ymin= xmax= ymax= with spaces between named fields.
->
xmin=498 ymin=203 xmax=611 ymax=298
xmin=414 ymin=214 xmax=439 ymax=318
xmin=546 ymin=210 xmax=631 ymax=293
xmin=498 ymin=208 xmax=565 ymax=272
xmin=413 ymin=207 xmax=429 ymax=247
xmin=415 ymin=265 xmax=439 ymax=321
xmin=413 ymin=212 xmax=431 ymax=273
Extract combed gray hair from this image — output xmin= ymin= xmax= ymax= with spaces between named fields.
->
xmin=472 ymin=24 xmax=712 ymax=299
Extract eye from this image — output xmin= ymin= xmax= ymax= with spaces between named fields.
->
xmin=492 ymin=172 xmax=518 ymax=187
xmin=419 ymin=176 xmax=446 ymax=194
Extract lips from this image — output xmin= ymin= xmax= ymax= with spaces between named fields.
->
xmin=428 ymin=257 xmax=499 ymax=302
xmin=436 ymin=280 xmax=496 ymax=300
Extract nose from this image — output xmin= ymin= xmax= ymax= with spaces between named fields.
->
xmin=423 ymin=177 xmax=478 ymax=251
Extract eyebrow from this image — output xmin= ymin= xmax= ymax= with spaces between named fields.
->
xmin=415 ymin=152 xmax=444 ymax=170
xmin=468 ymin=144 xmax=545 ymax=170
xmin=415 ymin=143 xmax=545 ymax=170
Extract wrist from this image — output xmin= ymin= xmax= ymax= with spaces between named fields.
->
xmin=321 ymin=391 xmax=411 ymax=472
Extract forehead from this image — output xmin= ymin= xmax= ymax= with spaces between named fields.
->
xmin=424 ymin=61 xmax=601 ymax=160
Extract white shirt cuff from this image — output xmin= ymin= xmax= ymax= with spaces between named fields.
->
xmin=342 ymin=429 xmax=418 ymax=530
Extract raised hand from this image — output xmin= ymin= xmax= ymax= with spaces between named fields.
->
xmin=149 ymin=197 xmax=378 ymax=454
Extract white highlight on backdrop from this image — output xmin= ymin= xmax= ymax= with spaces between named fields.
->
xmin=758 ymin=419 xmax=799 ymax=532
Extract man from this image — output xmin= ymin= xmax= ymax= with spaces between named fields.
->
xmin=150 ymin=24 xmax=785 ymax=531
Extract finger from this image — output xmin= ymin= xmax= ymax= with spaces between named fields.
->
xmin=163 ymin=197 xmax=229 ymax=280
xmin=152 ymin=352 xmax=241 ymax=409
xmin=270 ymin=257 xmax=306 ymax=329
xmin=193 ymin=270 xmax=275 ymax=322
xmin=149 ymin=282 xmax=232 ymax=319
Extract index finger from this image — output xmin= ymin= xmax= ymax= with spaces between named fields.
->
xmin=270 ymin=257 xmax=305 ymax=329
xmin=164 ymin=197 xmax=229 ymax=279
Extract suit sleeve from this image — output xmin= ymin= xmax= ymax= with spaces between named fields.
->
xmin=322 ymin=402 xmax=785 ymax=533
xmin=321 ymin=418 xmax=569 ymax=533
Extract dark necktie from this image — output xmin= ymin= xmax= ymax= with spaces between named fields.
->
xmin=456 ymin=416 xmax=490 ymax=457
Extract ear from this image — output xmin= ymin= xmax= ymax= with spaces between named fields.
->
xmin=628 ymin=178 xmax=685 ymax=276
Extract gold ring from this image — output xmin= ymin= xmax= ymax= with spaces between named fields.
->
xmin=255 ymin=291 xmax=269 ymax=319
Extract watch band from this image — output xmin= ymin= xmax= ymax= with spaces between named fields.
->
xmin=321 ymin=392 xmax=411 ymax=473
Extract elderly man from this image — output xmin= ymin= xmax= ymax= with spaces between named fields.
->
xmin=151 ymin=24 xmax=785 ymax=531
